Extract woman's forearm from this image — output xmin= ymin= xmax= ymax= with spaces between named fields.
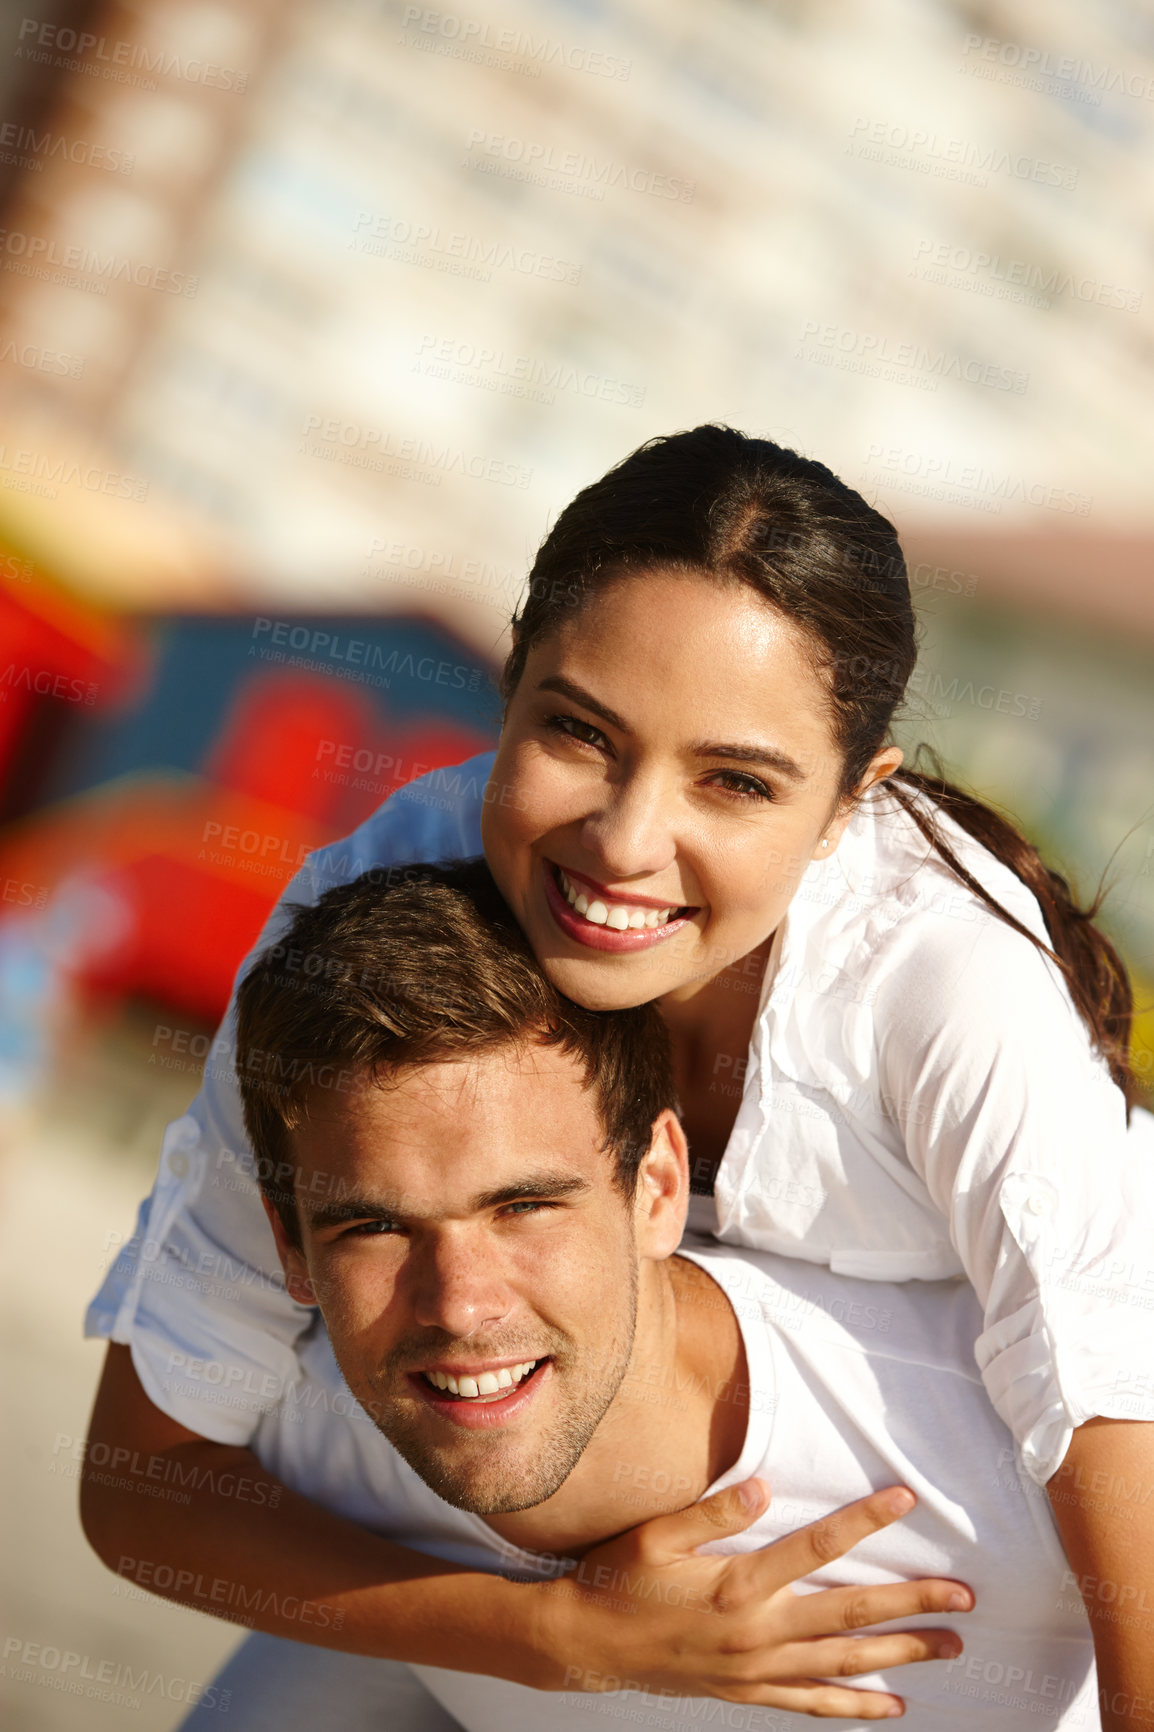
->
xmin=81 ymin=1345 xmax=552 ymax=1683
xmin=1047 ymin=1418 xmax=1154 ymax=1731
xmin=81 ymin=1344 xmax=970 ymax=1717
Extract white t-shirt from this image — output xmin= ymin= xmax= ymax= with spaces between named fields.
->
xmin=85 ymin=753 xmax=1154 ymax=1483
xmin=246 ymin=1244 xmax=1099 ymax=1731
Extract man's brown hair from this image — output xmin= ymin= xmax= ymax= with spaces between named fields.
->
xmin=234 ymin=859 xmax=677 ymax=1247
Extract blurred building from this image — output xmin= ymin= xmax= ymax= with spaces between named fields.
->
xmin=0 ymin=0 xmax=1149 ymax=1072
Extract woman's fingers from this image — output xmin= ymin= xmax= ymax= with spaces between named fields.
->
xmin=750 ymin=1486 xmax=919 ymax=1587
xmin=737 ymin=1680 xmax=908 ymax=1719
xmin=773 ymin=1624 xmax=963 ymax=1680
xmin=631 ymin=1477 xmax=772 ymax=1563
xmin=787 ymin=1575 xmax=974 ymax=1639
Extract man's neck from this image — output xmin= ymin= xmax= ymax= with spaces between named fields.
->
xmin=482 ymin=1254 xmax=748 ymax=1559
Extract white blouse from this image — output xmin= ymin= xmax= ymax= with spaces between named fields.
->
xmin=86 ymin=751 xmax=1154 ymax=1484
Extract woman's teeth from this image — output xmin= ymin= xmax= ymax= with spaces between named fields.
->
xmin=424 ymin=1360 xmax=539 ymax=1399
xmin=557 ymin=869 xmax=677 ymax=931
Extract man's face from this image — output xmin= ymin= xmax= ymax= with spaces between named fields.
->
xmin=272 ymin=1046 xmax=662 ymax=1515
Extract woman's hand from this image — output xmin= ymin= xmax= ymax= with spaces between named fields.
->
xmin=535 ymin=1479 xmax=971 ymax=1718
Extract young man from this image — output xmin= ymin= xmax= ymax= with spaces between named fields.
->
xmin=84 ymin=863 xmax=1100 ymax=1729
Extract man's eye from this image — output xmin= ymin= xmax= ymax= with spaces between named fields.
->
xmin=543 ymin=713 xmax=607 ymax=749
xmin=343 ymin=1220 xmax=401 ymax=1237
xmin=500 ymin=1201 xmax=554 ymax=1218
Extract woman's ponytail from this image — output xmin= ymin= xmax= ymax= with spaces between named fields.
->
xmin=889 ymin=761 xmax=1135 ymax=1106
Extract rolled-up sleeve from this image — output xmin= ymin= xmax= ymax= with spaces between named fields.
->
xmin=877 ymin=908 xmax=1154 ymax=1485
xmin=84 ymin=754 xmax=493 ymax=1443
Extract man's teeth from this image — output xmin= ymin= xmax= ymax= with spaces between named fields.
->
xmin=425 ymin=1360 xmax=539 ymax=1398
xmin=558 ymin=869 xmax=676 ymax=930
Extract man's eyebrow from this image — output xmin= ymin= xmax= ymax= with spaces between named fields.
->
xmin=305 ymin=1174 xmax=592 ymax=1232
xmin=536 ymin=675 xmax=629 ymax=734
xmin=688 ymin=739 xmax=808 ymax=782
xmin=306 ymin=1195 xmax=401 ymax=1232
xmin=470 ymin=1173 xmax=592 ymax=1212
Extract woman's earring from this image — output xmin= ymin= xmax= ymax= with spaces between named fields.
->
xmin=819 ymin=838 xmax=830 ymax=850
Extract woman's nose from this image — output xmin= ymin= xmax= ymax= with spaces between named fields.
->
xmin=579 ymin=773 xmax=677 ymax=881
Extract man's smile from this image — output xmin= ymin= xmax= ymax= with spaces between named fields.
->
xmin=406 ymin=1357 xmax=554 ymax=1428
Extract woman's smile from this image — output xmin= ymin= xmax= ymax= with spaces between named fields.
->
xmin=542 ymin=859 xmax=699 ymax=953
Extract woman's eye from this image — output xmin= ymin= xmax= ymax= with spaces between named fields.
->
xmin=543 ymin=712 xmax=607 ymax=749
xmin=708 ymin=770 xmax=775 ymax=802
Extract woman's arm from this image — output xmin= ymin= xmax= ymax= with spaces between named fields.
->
xmin=876 ymin=916 xmax=1154 ymax=1719
xmin=81 ymin=1344 xmax=970 ymax=1717
xmin=876 ymin=912 xmax=1150 ymax=1474
xmin=1047 ymin=1419 xmax=1154 ymax=1732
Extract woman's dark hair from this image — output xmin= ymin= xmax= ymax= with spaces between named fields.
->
xmin=502 ymin=424 xmax=1134 ymax=1103
xmin=235 ymin=859 xmax=677 ymax=1247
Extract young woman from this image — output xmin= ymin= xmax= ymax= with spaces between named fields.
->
xmin=85 ymin=426 xmax=1154 ymax=1718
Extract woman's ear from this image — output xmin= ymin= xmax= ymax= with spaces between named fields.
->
xmin=635 ymin=1109 xmax=690 ymax=1260
xmin=813 ymin=745 xmax=904 ymax=860
xmin=260 ymin=1194 xmax=318 ymax=1307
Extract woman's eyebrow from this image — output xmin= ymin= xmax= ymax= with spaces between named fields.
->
xmin=689 ymin=740 xmax=807 ymax=781
xmin=537 ymin=674 xmax=806 ymax=782
xmin=536 ymin=675 xmax=629 ymax=733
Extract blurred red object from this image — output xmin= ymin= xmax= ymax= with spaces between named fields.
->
xmin=0 ymin=669 xmax=492 ymax=1022
xmin=0 ymin=570 xmax=143 ymax=823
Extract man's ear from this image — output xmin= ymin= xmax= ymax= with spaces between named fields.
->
xmin=634 ymin=1110 xmax=689 ymax=1260
xmin=260 ymin=1194 xmax=318 ymax=1307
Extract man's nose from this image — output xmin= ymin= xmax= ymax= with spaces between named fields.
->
xmin=408 ymin=1233 xmax=512 ymax=1339
xmin=579 ymin=770 xmax=678 ymax=881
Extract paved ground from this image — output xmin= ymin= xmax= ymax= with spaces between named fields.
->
xmin=0 ymin=1010 xmax=243 ymax=1731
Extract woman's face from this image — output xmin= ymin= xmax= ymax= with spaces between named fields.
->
xmin=482 ymin=569 xmax=898 ymax=1011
